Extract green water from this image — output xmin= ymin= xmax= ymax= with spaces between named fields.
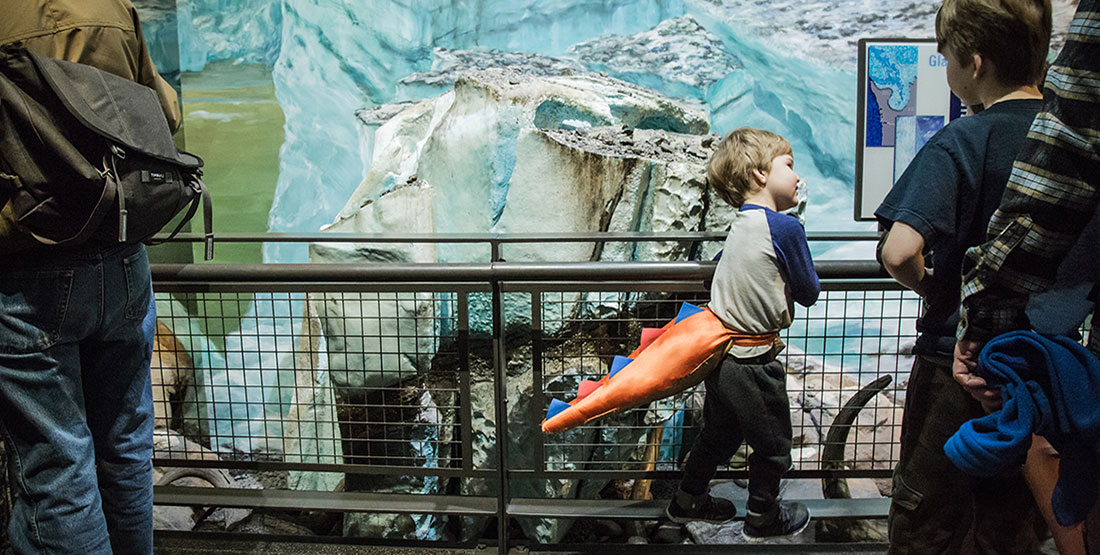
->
xmin=150 ymin=61 xmax=285 ymax=341
xmin=180 ymin=61 xmax=283 ymax=264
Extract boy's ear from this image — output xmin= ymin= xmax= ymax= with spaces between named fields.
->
xmin=970 ymin=52 xmax=985 ymax=79
xmin=751 ymin=167 xmax=769 ymax=186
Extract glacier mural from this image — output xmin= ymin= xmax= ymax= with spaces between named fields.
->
xmin=146 ymin=0 xmax=1081 ymax=262
xmin=149 ymin=0 xmax=1077 ymax=263
xmin=141 ymin=0 xmax=959 ymax=264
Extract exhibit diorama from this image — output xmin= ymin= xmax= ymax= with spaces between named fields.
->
xmin=0 ymin=0 xmax=1082 ymax=547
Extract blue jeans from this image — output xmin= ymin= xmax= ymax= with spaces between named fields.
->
xmin=0 ymin=243 xmax=155 ymax=555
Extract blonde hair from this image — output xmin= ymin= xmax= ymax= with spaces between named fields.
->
xmin=706 ymin=128 xmax=792 ymax=208
xmin=935 ymin=0 xmax=1051 ymax=86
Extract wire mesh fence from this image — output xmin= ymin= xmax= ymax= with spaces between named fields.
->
xmin=150 ymin=288 xmax=473 ymax=474
xmin=531 ymin=285 xmax=917 ymax=477
xmin=148 ymin=277 xmax=918 ymax=482
xmin=130 ymin=260 xmax=926 ymax=550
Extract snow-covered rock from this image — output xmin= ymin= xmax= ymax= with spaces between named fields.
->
xmin=310 ymin=184 xmax=439 ymax=390
xmin=326 ymin=68 xmax=709 ymax=262
xmin=313 ymin=70 xmax=715 ymax=347
xmin=568 ymin=15 xmax=738 ymax=110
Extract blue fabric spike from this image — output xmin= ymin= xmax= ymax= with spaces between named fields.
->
xmin=609 ymin=355 xmax=633 ymax=378
xmin=674 ymin=302 xmax=704 ymax=324
xmin=545 ymin=398 xmax=571 ymax=422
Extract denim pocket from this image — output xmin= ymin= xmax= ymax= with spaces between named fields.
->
xmin=122 ymin=249 xmax=151 ymax=321
xmin=0 ymin=269 xmax=74 ymax=353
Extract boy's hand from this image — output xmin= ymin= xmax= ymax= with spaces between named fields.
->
xmin=953 ymin=338 xmax=1001 ymax=412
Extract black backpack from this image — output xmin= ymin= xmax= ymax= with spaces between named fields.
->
xmin=0 ymin=45 xmax=213 ymax=258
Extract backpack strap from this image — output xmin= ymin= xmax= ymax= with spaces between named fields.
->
xmin=145 ymin=170 xmax=214 ymax=260
xmin=27 ymin=161 xmax=118 ymax=246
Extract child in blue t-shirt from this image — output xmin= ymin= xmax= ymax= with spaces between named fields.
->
xmin=874 ymin=0 xmax=1051 ymax=551
xmin=666 ymin=127 xmax=819 ymax=542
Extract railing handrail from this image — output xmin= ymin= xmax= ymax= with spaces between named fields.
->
xmin=153 ymin=230 xmax=880 ymax=243
xmin=150 ymin=259 xmax=889 ymax=282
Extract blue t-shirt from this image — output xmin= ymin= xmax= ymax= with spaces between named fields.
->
xmin=875 ymin=99 xmax=1042 ymax=357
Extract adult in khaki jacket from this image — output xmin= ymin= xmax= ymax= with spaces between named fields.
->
xmin=0 ymin=1 xmax=179 ymax=553
xmin=0 ymin=0 xmax=182 ymax=253
xmin=0 ymin=0 xmax=180 ymax=125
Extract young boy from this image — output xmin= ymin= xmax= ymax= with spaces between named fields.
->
xmin=874 ymin=0 xmax=1051 ymax=552
xmin=666 ymin=128 xmax=819 ymax=542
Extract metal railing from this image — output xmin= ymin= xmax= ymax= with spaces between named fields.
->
xmin=147 ymin=233 xmax=910 ymax=552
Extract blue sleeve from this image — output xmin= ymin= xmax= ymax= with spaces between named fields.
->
xmin=873 ymin=141 xmax=961 ymax=249
xmin=765 ymin=210 xmax=820 ymax=307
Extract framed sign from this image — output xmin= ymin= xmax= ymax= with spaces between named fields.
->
xmin=854 ymin=38 xmax=967 ymax=221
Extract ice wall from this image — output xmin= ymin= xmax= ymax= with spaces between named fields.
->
xmin=267 ymin=0 xmax=688 ymax=262
xmin=158 ymin=0 xmax=1080 ymax=262
xmin=154 ymin=0 xmax=955 ymax=261
xmin=174 ymin=0 xmax=282 ymax=71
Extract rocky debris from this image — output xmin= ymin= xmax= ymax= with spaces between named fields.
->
xmin=786 ymin=346 xmax=902 ymax=471
xmin=152 ymin=320 xmax=194 ymax=429
xmin=567 ymin=16 xmax=740 ymax=97
xmin=355 ymin=101 xmax=418 ymax=126
xmin=542 ymin=126 xmax=719 ymax=165
xmin=226 ymin=513 xmax=317 ymax=536
xmin=152 ymin=429 xmax=252 ymax=531
xmin=154 ymin=427 xmax=222 ymax=463
xmin=398 ymin=47 xmax=586 ymax=91
xmin=461 ymin=339 xmax=662 ymax=544
xmin=340 ymin=371 xmax=459 ymax=541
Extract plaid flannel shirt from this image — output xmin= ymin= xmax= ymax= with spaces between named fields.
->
xmin=959 ymin=0 xmax=1100 ymax=343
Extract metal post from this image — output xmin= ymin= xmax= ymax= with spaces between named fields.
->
xmin=490 ymin=239 xmax=511 ymax=554
xmin=531 ymin=291 xmax=545 ymax=475
xmin=458 ymin=292 xmax=473 ymax=473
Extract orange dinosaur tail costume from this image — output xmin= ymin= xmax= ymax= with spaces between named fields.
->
xmin=541 ymin=302 xmax=777 ymax=433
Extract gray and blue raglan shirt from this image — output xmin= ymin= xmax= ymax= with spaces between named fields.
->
xmin=710 ymin=204 xmax=820 ymax=358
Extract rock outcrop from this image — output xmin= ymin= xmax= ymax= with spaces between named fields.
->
xmin=312 ymin=69 xmax=721 ymax=390
xmin=152 ymin=320 xmax=195 ymax=429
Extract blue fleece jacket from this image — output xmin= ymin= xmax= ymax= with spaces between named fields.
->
xmin=944 ymin=331 xmax=1100 ymax=526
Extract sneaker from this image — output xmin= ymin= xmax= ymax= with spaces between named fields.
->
xmin=666 ymin=491 xmax=736 ymax=524
xmin=741 ymin=501 xmax=810 ymax=542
